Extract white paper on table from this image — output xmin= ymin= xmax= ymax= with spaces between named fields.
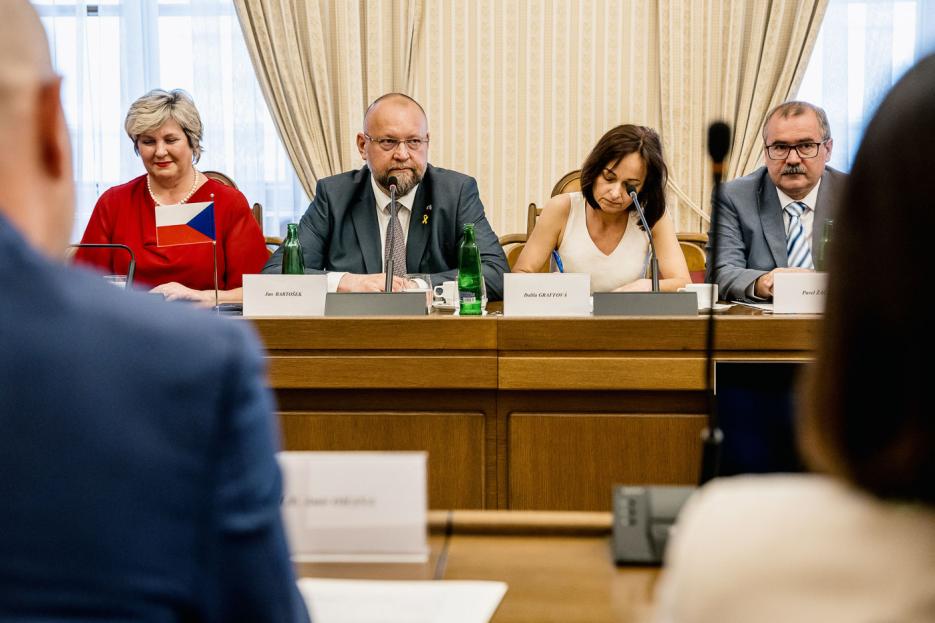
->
xmin=298 ymin=578 xmax=507 ymax=623
xmin=731 ymin=300 xmax=773 ymax=312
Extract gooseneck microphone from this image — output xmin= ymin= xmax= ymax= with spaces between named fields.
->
xmin=69 ymin=243 xmax=136 ymax=288
xmin=626 ymin=184 xmax=659 ymax=292
xmin=384 ymin=175 xmax=399 ymax=293
xmin=699 ymin=121 xmax=731 ymax=485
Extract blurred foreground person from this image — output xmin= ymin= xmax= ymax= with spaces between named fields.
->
xmin=0 ymin=2 xmax=309 ymax=621
xmin=654 ymin=54 xmax=935 ymax=623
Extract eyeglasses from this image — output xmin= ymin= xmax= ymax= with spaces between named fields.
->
xmin=364 ymin=134 xmax=429 ymax=152
xmin=765 ymin=140 xmax=828 ymax=160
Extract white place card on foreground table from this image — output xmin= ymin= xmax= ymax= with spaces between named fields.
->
xmin=279 ymin=452 xmax=428 ymax=562
xmin=298 ymin=578 xmax=507 ymax=623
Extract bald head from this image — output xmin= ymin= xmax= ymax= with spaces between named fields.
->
xmin=363 ymin=93 xmax=427 ymax=133
xmin=0 ymin=0 xmax=55 ymax=94
xmin=0 ymin=0 xmax=73 ymax=258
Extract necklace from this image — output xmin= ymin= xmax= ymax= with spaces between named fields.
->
xmin=147 ymin=168 xmax=200 ymax=206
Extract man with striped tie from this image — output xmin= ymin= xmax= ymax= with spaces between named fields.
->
xmin=708 ymin=101 xmax=847 ymax=301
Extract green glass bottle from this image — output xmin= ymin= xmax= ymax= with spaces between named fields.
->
xmin=282 ymin=223 xmax=305 ymax=274
xmin=457 ymin=223 xmax=485 ymax=315
xmin=814 ymin=219 xmax=833 ymax=271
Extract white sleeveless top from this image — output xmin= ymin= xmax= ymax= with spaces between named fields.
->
xmin=557 ymin=192 xmax=649 ymax=292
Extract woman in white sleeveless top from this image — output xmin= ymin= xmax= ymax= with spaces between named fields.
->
xmin=514 ymin=125 xmax=689 ymax=292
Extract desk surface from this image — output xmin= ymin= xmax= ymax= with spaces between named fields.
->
xmin=298 ymin=511 xmax=658 ymax=623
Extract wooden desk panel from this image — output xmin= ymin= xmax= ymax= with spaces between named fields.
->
xmin=499 ymin=353 xmax=706 ymax=390
xmin=251 ymin=314 xmax=820 ymax=511
xmin=508 ymin=413 xmax=705 ymax=510
xmin=280 ymin=410 xmax=488 ymax=509
xmin=268 ymin=351 xmax=497 ymax=389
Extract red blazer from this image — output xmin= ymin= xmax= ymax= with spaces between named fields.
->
xmin=75 ymin=174 xmax=268 ymax=290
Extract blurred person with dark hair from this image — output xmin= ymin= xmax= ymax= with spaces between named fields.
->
xmin=514 ymin=124 xmax=690 ymax=292
xmin=0 ymin=2 xmax=309 ymax=620
xmin=654 ymin=55 xmax=935 ymax=623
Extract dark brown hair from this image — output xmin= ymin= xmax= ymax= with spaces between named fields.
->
xmin=801 ymin=53 xmax=935 ymax=504
xmin=579 ymin=124 xmax=668 ymax=229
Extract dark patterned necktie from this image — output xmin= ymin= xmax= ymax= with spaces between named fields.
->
xmin=784 ymin=201 xmax=813 ymax=268
xmin=384 ymin=206 xmax=407 ymax=276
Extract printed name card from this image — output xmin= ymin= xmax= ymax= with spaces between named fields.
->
xmin=773 ymin=272 xmax=828 ymax=314
xmin=503 ymin=273 xmax=591 ymax=317
xmin=242 ymin=274 xmax=327 ymax=317
xmin=278 ymin=452 xmax=428 ymax=562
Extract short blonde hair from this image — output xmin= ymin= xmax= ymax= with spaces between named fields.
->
xmin=125 ymin=89 xmax=203 ymax=162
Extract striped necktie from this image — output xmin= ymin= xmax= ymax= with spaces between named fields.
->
xmin=384 ymin=205 xmax=407 ymax=277
xmin=784 ymin=201 xmax=813 ymax=269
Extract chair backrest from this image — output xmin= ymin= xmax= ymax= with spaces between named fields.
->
xmin=498 ymin=232 xmax=549 ymax=273
xmin=551 ymin=170 xmax=581 ymax=197
xmin=202 ymin=170 xmax=238 ymax=189
xmin=679 ymin=241 xmax=707 ymax=283
xmin=202 ymin=170 xmax=281 ymax=253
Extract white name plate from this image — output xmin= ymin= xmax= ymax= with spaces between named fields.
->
xmin=773 ymin=272 xmax=828 ymax=314
xmin=242 ymin=274 xmax=327 ymax=317
xmin=503 ymin=273 xmax=591 ymax=316
xmin=279 ymin=452 xmax=428 ymax=562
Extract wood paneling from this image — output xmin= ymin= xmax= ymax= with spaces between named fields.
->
xmin=249 ymin=316 xmax=498 ymax=350
xmin=268 ymin=352 xmax=497 ymax=389
xmin=499 ymin=353 xmax=706 ymax=390
xmin=508 ymin=413 xmax=706 ymax=510
xmin=279 ymin=411 xmax=487 ymax=510
xmin=250 ymin=313 xmax=818 ymax=511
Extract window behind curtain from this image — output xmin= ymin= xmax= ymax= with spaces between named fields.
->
xmin=33 ymin=0 xmax=309 ymax=243
xmin=797 ymin=0 xmax=935 ymax=171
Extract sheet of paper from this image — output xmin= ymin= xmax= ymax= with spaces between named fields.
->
xmin=731 ymin=300 xmax=773 ymax=312
xmin=298 ymin=578 xmax=507 ymax=623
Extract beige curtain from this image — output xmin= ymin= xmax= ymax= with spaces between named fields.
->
xmin=412 ymin=0 xmax=662 ymax=238
xmin=235 ymin=0 xmax=825 ymax=235
xmin=233 ymin=0 xmax=423 ymax=198
xmin=659 ymin=0 xmax=828 ymax=232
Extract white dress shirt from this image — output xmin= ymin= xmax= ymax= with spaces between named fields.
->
xmin=745 ymin=179 xmax=822 ymax=300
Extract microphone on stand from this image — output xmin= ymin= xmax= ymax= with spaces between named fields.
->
xmin=69 ymin=243 xmax=136 ymax=288
xmin=699 ymin=121 xmax=731 ymax=485
xmin=384 ymin=175 xmax=399 ymax=294
xmin=626 ymin=185 xmax=659 ymax=292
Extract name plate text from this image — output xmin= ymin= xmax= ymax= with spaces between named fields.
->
xmin=503 ymin=273 xmax=591 ymax=316
xmin=243 ymin=274 xmax=327 ymax=317
xmin=279 ymin=452 xmax=428 ymax=562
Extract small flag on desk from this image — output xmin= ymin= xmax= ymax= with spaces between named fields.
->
xmin=155 ymin=201 xmax=215 ymax=246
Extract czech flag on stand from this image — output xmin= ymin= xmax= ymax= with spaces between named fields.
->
xmin=155 ymin=201 xmax=215 ymax=247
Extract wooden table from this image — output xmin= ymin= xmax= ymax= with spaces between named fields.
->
xmin=298 ymin=511 xmax=659 ymax=623
xmin=249 ymin=307 xmax=820 ymax=510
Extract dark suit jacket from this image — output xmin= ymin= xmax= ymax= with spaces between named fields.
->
xmin=707 ymin=166 xmax=847 ymax=301
xmin=0 ymin=216 xmax=309 ymax=623
xmin=263 ymin=165 xmax=510 ymax=300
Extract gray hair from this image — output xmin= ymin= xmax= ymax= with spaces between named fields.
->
xmin=762 ymin=101 xmax=832 ymax=142
xmin=125 ymin=89 xmax=203 ymax=162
